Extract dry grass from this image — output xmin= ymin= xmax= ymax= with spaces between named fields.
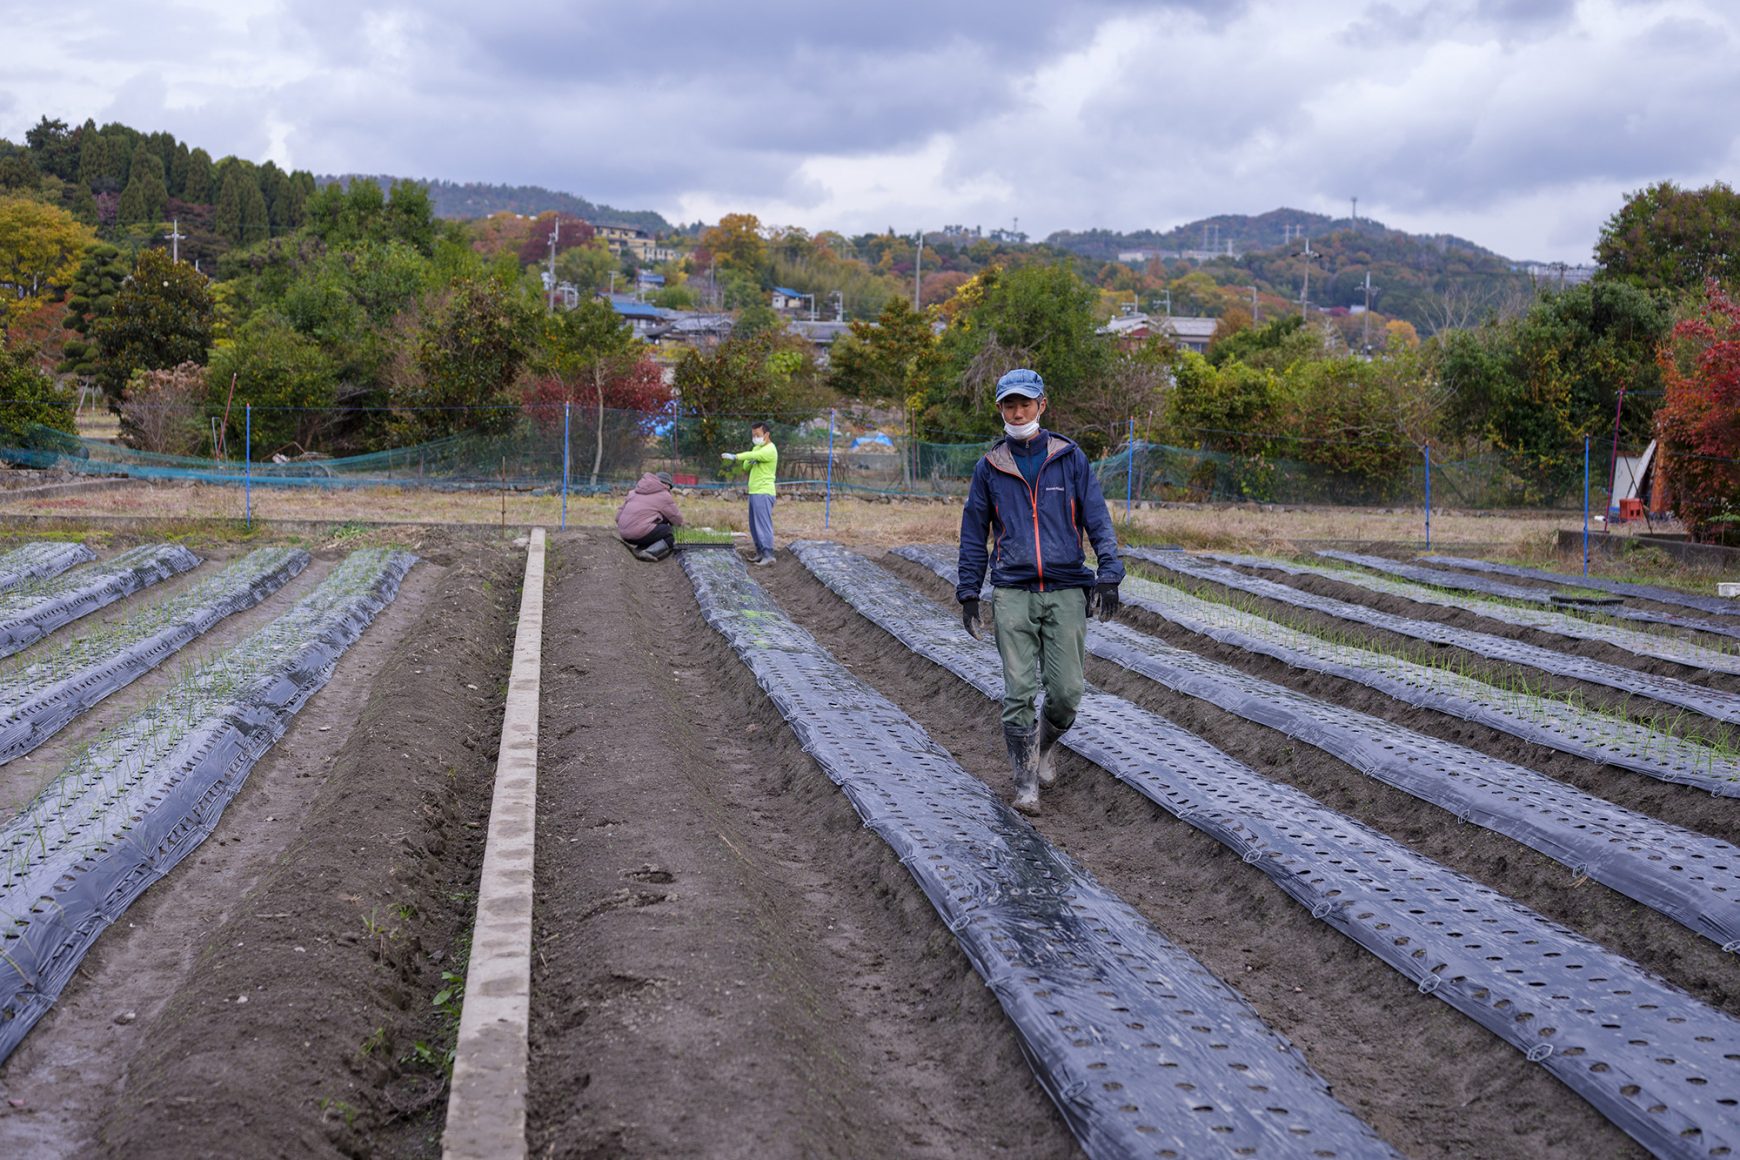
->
xmin=0 ymin=478 xmax=1589 ymax=557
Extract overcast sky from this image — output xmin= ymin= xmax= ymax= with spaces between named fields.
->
xmin=3 ymin=0 xmax=1733 ymax=263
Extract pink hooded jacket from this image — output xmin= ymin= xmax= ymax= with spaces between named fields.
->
xmin=616 ymin=473 xmax=684 ymax=539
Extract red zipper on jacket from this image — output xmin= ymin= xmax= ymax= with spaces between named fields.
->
xmin=993 ymin=442 xmax=1067 ymax=592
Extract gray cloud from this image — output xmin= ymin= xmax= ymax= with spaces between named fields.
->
xmin=2 ymin=0 xmax=1735 ymax=261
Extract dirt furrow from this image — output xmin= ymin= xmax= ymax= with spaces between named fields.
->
xmin=528 ymin=531 xmax=1076 ymax=1159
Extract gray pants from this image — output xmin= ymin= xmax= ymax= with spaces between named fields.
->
xmin=748 ymin=493 xmax=776 ymax=556
xmin=991 ymin=586 xmax=1088 ymax=731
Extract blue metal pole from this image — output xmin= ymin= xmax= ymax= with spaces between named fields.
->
xmin=561 ymin=402 xmax=570 ymax=531
xmin=824 ymin=408 xmax=836 ymax=530
xmin=244 ymin=404 xmax=252 ymax=529
xmin=1125 ymin=416 xmax=1134 ymax=521
xmin=1423 ymin=443 xmax=1431 ymax=550
xmin=1583 ymin=434 xmax=1591 ymax=576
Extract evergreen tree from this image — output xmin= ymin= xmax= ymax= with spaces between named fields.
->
xmin=57 ymin=242 xmax=130 ymax=380
xmin=117 ymin=150 xmax=168 ymax=227
xmin=90 ymin=247 xmax=214 ymax=397
xmin=24 ymin=117 xmax=80 ymax=183
xmin=182 ymin=147 xmax=213 ymax=203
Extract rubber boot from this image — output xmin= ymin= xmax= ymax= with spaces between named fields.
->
xmin=1004 ymin=725 xmax=1041 ymax=816
xmin=643 ymin=538 xmax=673 ymax=561
xmin=753 ymin=552 xmax=776 ymax=567
xmin=1036 ymin=716 xmax=1068 ymax=787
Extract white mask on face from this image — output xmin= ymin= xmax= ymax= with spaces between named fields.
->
xmin=752 ymin=435 xmax=766 ymax=446
xmin=1003 ymin=419 xmax=1040 ymax=441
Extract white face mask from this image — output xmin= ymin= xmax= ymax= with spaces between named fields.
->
xmin=752 ymin=435 xmax=766 ymax=446
xmin=1003 ymin=419 xmax=1040 ymax=441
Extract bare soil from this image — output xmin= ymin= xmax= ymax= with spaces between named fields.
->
xmin=7 ymin=521 xmax=1739 ymax=1158
xmin=0 ymin=529 xmax=524 ymax=1159
xmin=526 ymin=531 xmax=1076 ymax=1159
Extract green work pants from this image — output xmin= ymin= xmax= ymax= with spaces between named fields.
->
xmin=991 ymin=586 xmax=1088 ymax=731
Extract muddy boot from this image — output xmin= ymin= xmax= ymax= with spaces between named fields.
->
xmin=1036 ymin=716 xmax=1068 ymax=787
xmin=1004 ymin=725 xmax=1041 ymax=816
xmin=643 ymin=539 xmax=673 ymax=561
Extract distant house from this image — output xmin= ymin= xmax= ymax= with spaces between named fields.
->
xmin=1096 ymin=312 xmax=1218 ymax=354
xmin=596 ymin=224 xmax=677 ymax=264
xmin=771 ymin=286 xmax=810 ymax=312
xmin=602 ymin=294 xmax=674 ymax=337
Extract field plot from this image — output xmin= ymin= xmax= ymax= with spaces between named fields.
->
xmin=10 ymin=525 xmax=1740 ymax=1159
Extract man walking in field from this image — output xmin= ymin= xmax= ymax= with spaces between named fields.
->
xmin=956 ymin=368 xmax=1123 ymax=816
xmin=722 ymin=420 xmax=779 ymax=566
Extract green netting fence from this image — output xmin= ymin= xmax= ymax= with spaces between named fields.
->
xmin=0 ymin=404 xmax=1649 ymax=520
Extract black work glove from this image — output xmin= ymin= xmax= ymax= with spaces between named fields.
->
xmin=1089 ymin=583 xmax=1120 ymax=622
xmin=961 ymin=598 xmax=981 ymax=639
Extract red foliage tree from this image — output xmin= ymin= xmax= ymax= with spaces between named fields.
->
xmin=516 ymin=213 xmax=595 ymax=268
xmin=522 ymin=351 xmax=671 ymax=485
xmin=1655 ymin=279 xmax=1740 ymax=541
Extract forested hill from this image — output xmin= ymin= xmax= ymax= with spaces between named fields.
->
xmin=1046 ymin=209 xmax=1507 ymax=264
xmin=1048 ymin=211 xmax=1538 ymax=333
xmin=315 ymin=174 xmax=670 ymax=232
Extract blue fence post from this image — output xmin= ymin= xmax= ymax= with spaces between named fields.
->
xmin=1422 ymin=443 xmax=1431 ymax=550
xmin=1125 ymin=416 xmax=1135 ymax=522
xmin=824 ymin=408 xmax=836 ymax=530
xmin=561 ymin=402 xmax=570 ymax=531
xmin=244 ymin=403 xmax=252 ymax=529
xmin=1583 ymin=434 xmax=1591 ymax=576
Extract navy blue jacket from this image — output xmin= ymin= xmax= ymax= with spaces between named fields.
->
xmin=956 ymin=429 xmax=1124 ymax=602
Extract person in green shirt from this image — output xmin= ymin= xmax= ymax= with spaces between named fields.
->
xmin=722 ymin=420 xmax=779 ymax=565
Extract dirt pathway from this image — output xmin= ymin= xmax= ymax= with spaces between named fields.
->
xmin=528 ymin=531 xmax=1078 ymax=1158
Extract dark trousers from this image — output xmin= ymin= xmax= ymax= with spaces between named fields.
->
xmin=624 ymin=521 xmax=674 ymax=551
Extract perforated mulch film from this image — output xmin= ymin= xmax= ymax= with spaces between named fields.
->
xmin=808 ymin=541 xmax=1740 ymax=1158
xmin=686 ymin=549 xmax=1398 ymax=1160
xmin=0 ymin=542 xmax=95 ymax=592
xmin=0 ymin=549 xmax=414 ymax=1064
xmin=1129 ymin=548 xmax=1740 ymax=727
xmin=1428 ymin=556 xmax=1740 ymax=620
xmin=1315 ymin=549 xmax=1740 ymax=650
xmin=0 ymin=547 xmax=309 ymax=767
xmin=0 ymin=543 xmax=202 ymax=661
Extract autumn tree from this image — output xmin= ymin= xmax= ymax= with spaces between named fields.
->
xmin=0 ymin=196 xmax=94 ymax=340
xmin=701 ymin=213 xmax=767 ymax=274
xmin=524 ymin=297 xmax=667 ymax=484
xmin=1655 ymin=280 xmax=1740 ymax=542
xmin=90 ymin=247 xmax=215 ymax=398
xmin=516 ymin=213 xmax=595 ymax=267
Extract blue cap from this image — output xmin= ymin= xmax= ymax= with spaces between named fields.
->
xmin=995 ymin=368 xmax=1045 ymax=402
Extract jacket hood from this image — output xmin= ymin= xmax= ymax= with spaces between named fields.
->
xmin=632 ymin=472 xmax=669 ymax=494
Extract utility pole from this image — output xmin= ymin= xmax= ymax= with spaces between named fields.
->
xmin=164 ymin=219 xmax=185 ymax=263
xmin=1159 ymin=289 xmax=1171 ymax=317
xmin=1361 ymin=271 xmax=1376 ymax=352
xmin=1350 ymin=196 xmax=1358 ymax=229
xmin=913 ymin=230 xmax=923 ymax=309
xmin=545 ymin=218 xmax=560 ymax=313
xmin=1249 ymin=285 xmax=1259 ymax=324
xmin=1294 ymin=237 xmax=1321 ymax=319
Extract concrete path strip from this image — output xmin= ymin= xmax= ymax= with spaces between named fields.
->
xmin=443 ymin=528 xmax=545 ymax=1160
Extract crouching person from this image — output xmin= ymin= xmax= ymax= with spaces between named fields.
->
xmin=957 ymin=369 xmax=1123 ymax=816
xmin=617 ymin=470 xmax=684 ymax=561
